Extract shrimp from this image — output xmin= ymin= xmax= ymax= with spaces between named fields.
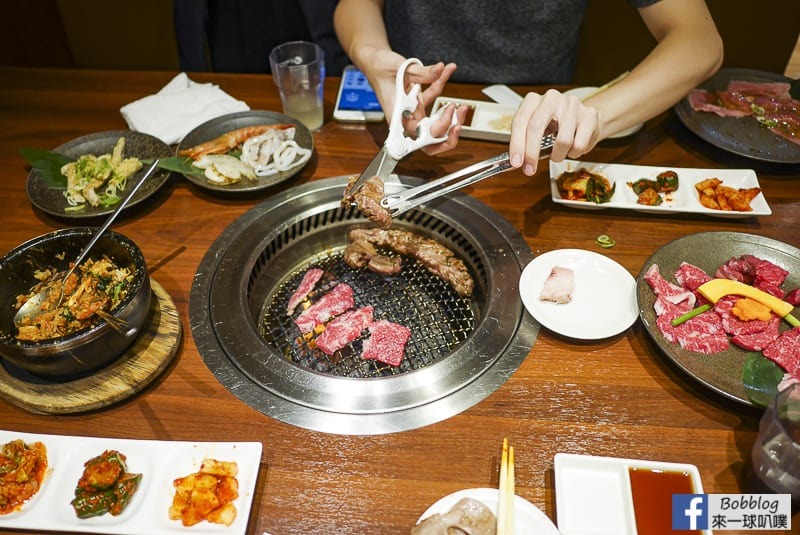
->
xmin=178 ymin=124 xmax=295 ymax=160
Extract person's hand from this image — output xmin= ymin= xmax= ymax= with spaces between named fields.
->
xmin=508 ymin=89 xmax=601 ymax=176
xmin=361 ymin=50 xmax=466 ymax=155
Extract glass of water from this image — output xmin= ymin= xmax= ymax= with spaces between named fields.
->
xmin=751 ymin=382 xmax=800 ymax=499
xmin=269 ymin=41 xmax=325 ymax=130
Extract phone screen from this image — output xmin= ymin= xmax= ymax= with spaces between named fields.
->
xmin=337 ymin=68 xmax=382 ymax=111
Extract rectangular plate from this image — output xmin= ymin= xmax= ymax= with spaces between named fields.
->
xmin=550 ymin=159 xmax=771 ymax=218
xmin=432 ymin=96 xmax=517 ymax=142
xmin=554 ymin=453 xmax=708 ymax=535
xmin=0 ymin=430 xmax=262 ymax=535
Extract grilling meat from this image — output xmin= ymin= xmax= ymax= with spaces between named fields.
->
xmin=287 ymin=268 xmax=324 ymax=316
xmin=342 ymin=175 xmax=393 ymax=229
xmin=343 ymin=236 xmax=403 ymax=276
xmin=294 ymin=282 xmax=355 ymax=334
xmin=345 ymin=228 xmax=474 ymax=297
xmin=316 ymin=306 xmax=374 ymax=356
xmin=362 ymin=320 xmax=411 ymax=367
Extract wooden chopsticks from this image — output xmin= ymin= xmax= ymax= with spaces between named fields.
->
xmin=497 ymin=437 xmax=515 ymax=535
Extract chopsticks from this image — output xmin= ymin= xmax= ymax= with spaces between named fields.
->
xmin=580 ymin=70 xmax=630 ymax=101
xmin=497 ymin=438 xmax=515 ymax=535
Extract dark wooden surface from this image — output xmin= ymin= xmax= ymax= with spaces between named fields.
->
xmin=0 ymin=67 xmax=799 ymax=535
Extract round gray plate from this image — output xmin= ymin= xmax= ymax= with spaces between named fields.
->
xmin=175 ymin=110 xmax=314 ymax=193
xmin=673 ymin=68 xmax=800 ymax=164
xmin=637 ymin=232 xmax=800 ymax=406
xmin=26 ymin=130 xmax=172 ymax=219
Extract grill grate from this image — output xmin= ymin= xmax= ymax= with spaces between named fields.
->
xmin=259 ymin=250 xmax=477 ymax=377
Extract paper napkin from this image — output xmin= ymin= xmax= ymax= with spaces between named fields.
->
xmin=120 ymin=73 xmax=250 ymax=145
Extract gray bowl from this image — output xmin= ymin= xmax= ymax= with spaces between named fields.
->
xmin=0 ymin=228 xmax=151 ymax=377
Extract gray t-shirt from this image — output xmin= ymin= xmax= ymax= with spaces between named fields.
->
xmin=383 ymin=0 xmax=661 ymax=84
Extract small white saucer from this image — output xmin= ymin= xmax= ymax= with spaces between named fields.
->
xmin=519 ymin=249 xmax=638 ymax=339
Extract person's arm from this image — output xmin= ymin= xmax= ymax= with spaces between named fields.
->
xmin=334 ymin=0 xmax=465 ymax=153
xmin=509 ymin=0 xmax=723 ymax=175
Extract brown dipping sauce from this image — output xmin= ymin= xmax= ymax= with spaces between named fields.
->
xmin=629 ymin=467 xmax=699 ymax=535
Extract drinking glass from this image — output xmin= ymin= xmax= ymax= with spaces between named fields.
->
xmin=751 ymin=382 xmax=800 ymax=499
xmin=269 ymin=41 xmax=325 ymax=130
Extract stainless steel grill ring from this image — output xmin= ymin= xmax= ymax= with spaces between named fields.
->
xmin=189 ymin=175 xmax=539 ymax=434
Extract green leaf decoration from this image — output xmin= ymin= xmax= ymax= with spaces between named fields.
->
xmin=742 ymin=352 xmax=784 ymax=408
xmin=19 ymin=147 xmax=72 ymax=188
xmin=142 ymin=157 xmax=204 ymax=179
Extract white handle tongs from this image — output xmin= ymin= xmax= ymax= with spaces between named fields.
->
xmin=380 ymin=133 xmax=555 ymax=216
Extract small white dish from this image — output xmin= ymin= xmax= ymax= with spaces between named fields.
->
xmin=519 ymin=249 xmax=638 ymax=339
xmin=550 ymin=159 xmax=771 ymax=218
xmin=416 ymin=488 xmax=559 ymax=534
xmin=432 ymin=96 xmax=517 ymax=142
xmin=0 ymin=430 xmax=262 ymax=535
xmin=554 ymin=453 xmax=708 ymax=535
xmin=564 ymin=87 xmax=644 ymax=138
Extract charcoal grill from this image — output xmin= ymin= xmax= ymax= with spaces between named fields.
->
xmin=190 ymin=175 xmax=539 ymax=434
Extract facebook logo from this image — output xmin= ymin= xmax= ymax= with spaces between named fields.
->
xmin=673 ymin=494 xmax=709 ymax=530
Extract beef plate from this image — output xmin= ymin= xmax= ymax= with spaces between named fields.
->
xmin=644 ymin=257 xmax=800 ymax=381
xmin=687 ymin=80 xmax=800 ymax=146
xmin=294 ymin=282 xmax=355 ymax=334
xmin=315 ymin=306 xmax=374 ymax=356
xmin=362 ymin=320 xmax=412 ymax=367
xmin=345 ymin=228 xmax=474 ymax=297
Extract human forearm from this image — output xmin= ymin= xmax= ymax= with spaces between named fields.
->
xmin=586 ymin=0 xmax=723 ymax=138
xmin=334 ymin=0 xmax=389 ymax=73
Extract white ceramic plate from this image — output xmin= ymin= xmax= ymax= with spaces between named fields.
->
xmin=554 ymin=453 xmax=708 ymax=535
xmin=416 ymin=488 xmax=559 ymax=534
xmin=519 ymin=249 xmax=638 ymax=339
xmin=564 ymin=87 xmax=644 ymax=138
xmin=550 ymin=159 xmax=771 ymax=218
xmin=432 ymin=97 xmax=517 ymax=143
xmin=0 ymin=430 xmax=262 ymax=535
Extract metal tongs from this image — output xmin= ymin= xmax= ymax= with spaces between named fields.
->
xmin=380 ymin=133 xmax=555 ymax=216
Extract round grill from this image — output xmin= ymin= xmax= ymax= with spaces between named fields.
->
xmin=190 ymin=175 xmax=539 ymax=434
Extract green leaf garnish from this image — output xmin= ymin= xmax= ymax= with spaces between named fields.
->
xmin=742 ymin=352 xmax=784 ymax=408
xmin=19 ymin=147 xmax=72 ymax=187
xmin=141 ymin=157 xmax=204 ymax=179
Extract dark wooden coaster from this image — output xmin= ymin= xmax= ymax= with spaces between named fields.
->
xmin=0 ymin=279 xmax=181 ymax=414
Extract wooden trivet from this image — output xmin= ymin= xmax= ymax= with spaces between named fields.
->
xmin=0 ymin=279 xmax=181 ymax=414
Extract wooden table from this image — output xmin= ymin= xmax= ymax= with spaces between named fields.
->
xmin=0 ymin=67 xmax=798 ymax=534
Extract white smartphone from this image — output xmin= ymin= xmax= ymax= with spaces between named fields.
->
xmin=333 ymin=65 xmax=385 ymax=123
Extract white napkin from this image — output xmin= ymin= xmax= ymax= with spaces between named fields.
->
xmin=120 ymin=73 xmax=250 ymax=145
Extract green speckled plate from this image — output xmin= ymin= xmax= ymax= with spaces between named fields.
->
xmin=26 ymin=130 xmax=172 ymax=219
xmin=636 ymin=232 xmax=800 ymax=407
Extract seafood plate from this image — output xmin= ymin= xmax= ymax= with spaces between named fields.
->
xmin=176 ymin=110 xmax=314 ymax=193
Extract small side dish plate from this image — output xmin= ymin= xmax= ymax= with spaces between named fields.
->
xmin=519 ymin=249 xmax=638 ymax=340
xmin=550 ymin=159 xmax=771 ymax=218
xmin=176 ymin=110 xmax=314 ymax=193
xmin=432 ymin=97 xmax=517 ymax=142
xmin=416 ymin=488 xmax=559 ymax=534
xmin=26 ymin=130 xmax=172 ymax=219
xmin=563 ymin=87 xmax=643 ymax=138
xmin=554 ymin=453 xmax=707 ymax=535
xmin=0 ymin=430 xmax=262 ymax=535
